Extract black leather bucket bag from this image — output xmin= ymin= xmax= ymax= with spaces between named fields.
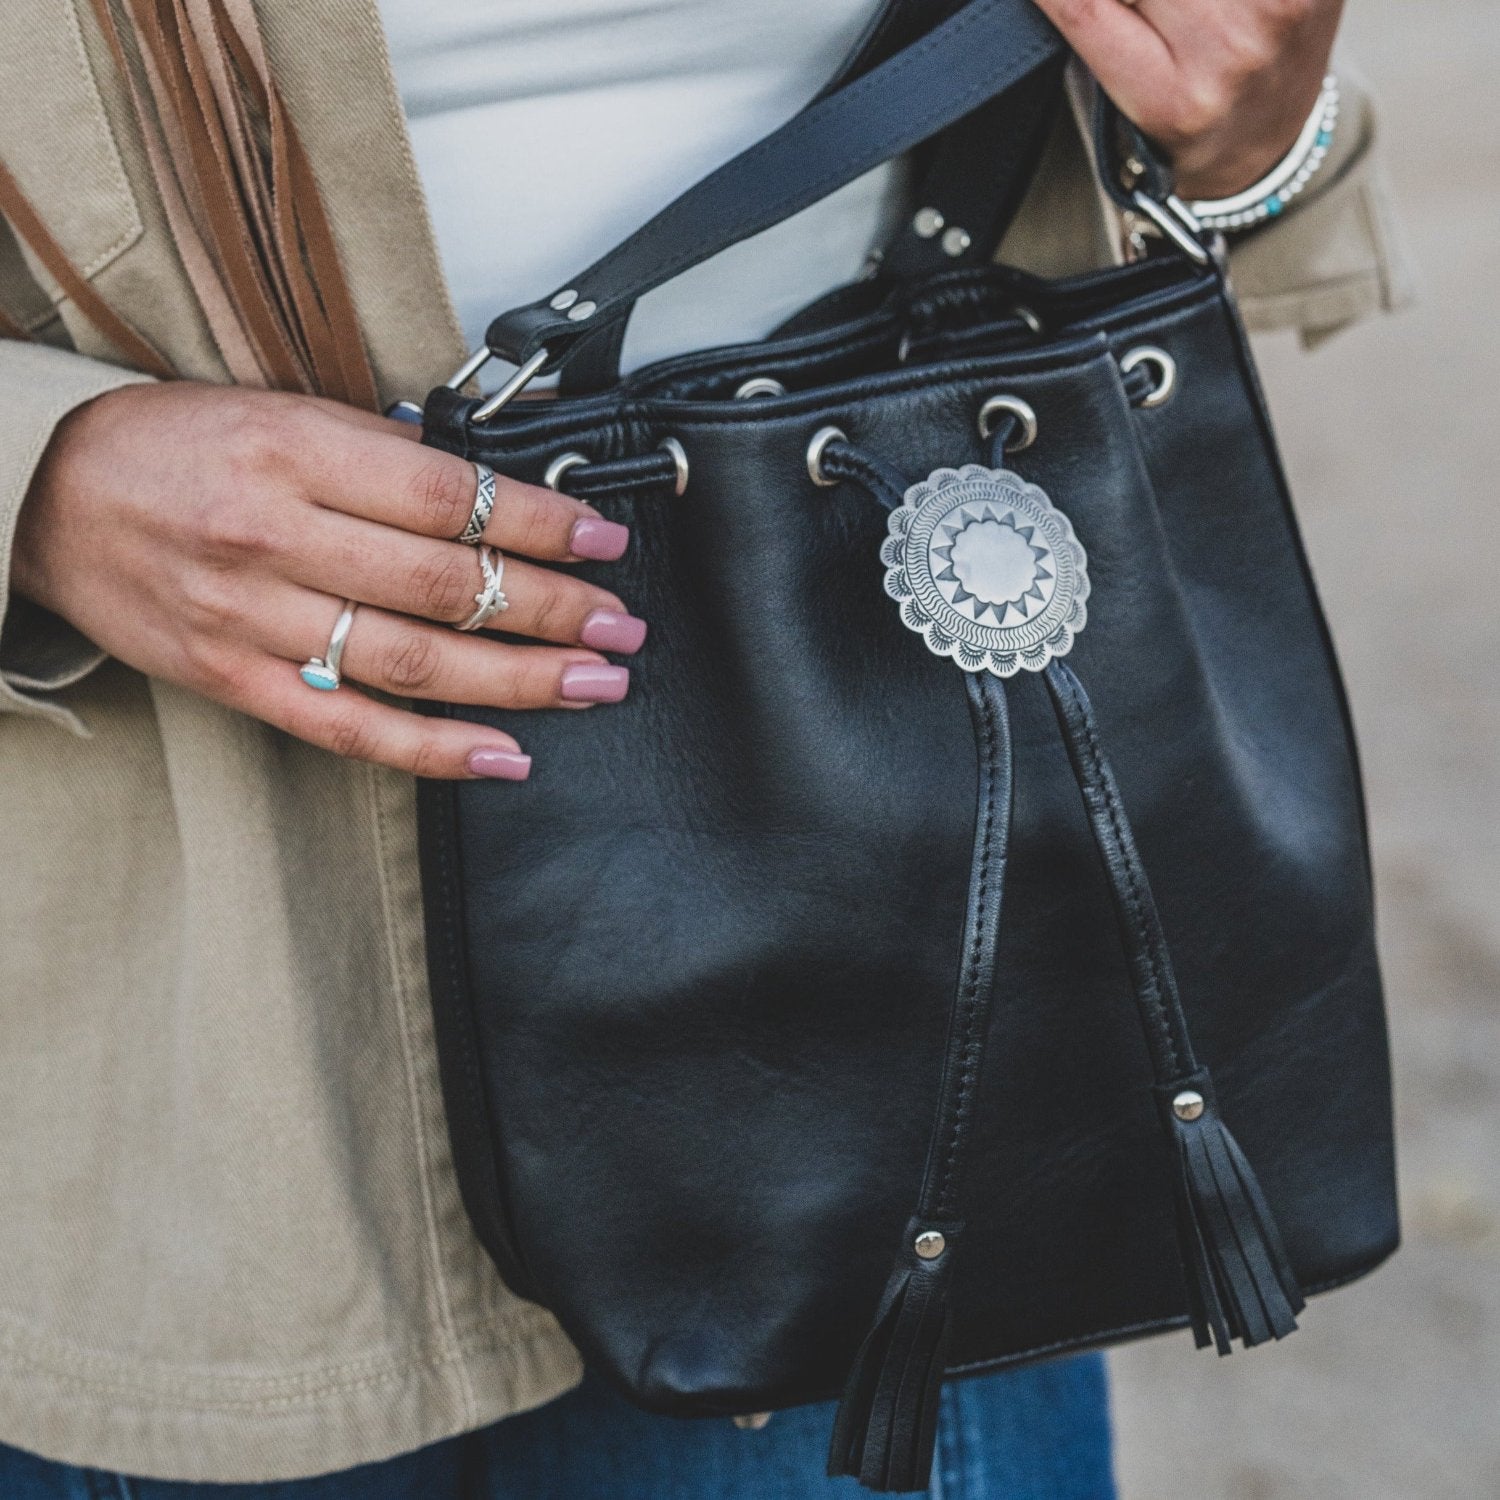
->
xmin=415 ymin=0 xmax=1398 ymax=1488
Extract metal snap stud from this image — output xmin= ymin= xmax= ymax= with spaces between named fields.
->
xmin=912 ymin=206 xmax=945 ymax=239
xmin=941 ymin=226 xmax=972 ymax=257
xmin=1172 ymin=1089 xmax=1206 ymax=1122
xmin=806 ymin=426 xmax=847 ymax=488
xmin=733 ymin=1412 xmax=773 ymax=1431
xmin=977 ymin=394 xmax=1038 ymax=451
xmin=549 ymin=289 xmax=579 ymax=311
xmin=567 ymin=299 xmax=598 ymax=322
xmin=914 ymin=1230 xmax=947 ymax=1261
xmin=1121 ymin=345 xmax=1178 ymax=409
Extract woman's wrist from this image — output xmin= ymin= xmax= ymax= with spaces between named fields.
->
xmin=1183 ymin=74 xmax=1340 ymax=233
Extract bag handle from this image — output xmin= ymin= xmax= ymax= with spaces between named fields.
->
xmin=457 ymin=0 xmax=1066 ymax=407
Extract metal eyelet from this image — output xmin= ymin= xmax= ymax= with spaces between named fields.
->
xmin=544 ymin=451 xmax=589 ymax=491
xmin=1121 ymin=346 xmax=1177 ymax=409
xmin=806 ymin=426 xmax=847 ymax=488
xmin=734 ymin=377 xmax=787 ymax=400
xmin=977 ymin=395 xmax=1038 ymax=452
xmin=1011 ymin=304 xmax=1044 ymax=335
xmin=659 ymin=436 xmax=689 ymax=496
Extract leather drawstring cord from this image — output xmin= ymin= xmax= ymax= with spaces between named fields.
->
xmin=89 ymin=0 xmax=378 ymax=407
xmin=819 ymin=432 xmax=1303 ymax=1490
xmin=0 ymin=156 xmax=174 ymax=377
xmin=0 ymin=0 xmax=375 ymax=409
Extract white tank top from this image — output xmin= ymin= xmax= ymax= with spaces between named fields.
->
xmin=375 ymin=0 xmax=902 ymax=375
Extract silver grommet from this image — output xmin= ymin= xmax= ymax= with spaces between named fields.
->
xmin=567 ymin=299 xmax=598 ymax=322
xmin=941 ymin=226 xmax=971 ymax=257
xmin=660 ymin=438 xmax=687 ymax=495
xmin=734 ymin=377 xmax=787 ymax=400
xmin=1172 ymin=1089 xmax=1206 ymax=1122
xmin=1011 ymin=304 xmax=1043 ymax=335
xmin=912 ymin=206 xmax=945 ymax=239
xmin=659 ymin=436 xmax=689 ymax=496
xmin=914 ymin=1230 xmax=946 ymax=1261
xmin=733 ymin=1412 xmax=773 ymax=1431
xmin=806 ymin=426 xmax=847 ymax=488
xmin=549 ymin=289 xmax=579 ymax=312
xmin=544 ymin=451 xmax=589 ymax=491
xmin=1121 ymin=345 xmax=1177 ymax=408
xmin=977 ymin=394 xmax=1038 ymax=451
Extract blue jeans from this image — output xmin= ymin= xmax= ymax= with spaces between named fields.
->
xmin=0 ymin=1358 xmax=1115 ymax=1499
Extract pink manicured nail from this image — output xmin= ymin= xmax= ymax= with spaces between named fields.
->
xmin=561 ymin=663 xmax=630 ymax=703
xmin=466 ymin=748 xmax=532 ymax=781
xmin=570 ymin=516 xmax=630 ymax=561
xmin=579 ymin=608 xmax=648 ymax=654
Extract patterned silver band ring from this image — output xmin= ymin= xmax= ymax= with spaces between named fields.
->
xmin=457 ymin=463 xmax=496 ymax=545
xmin=300 ymin=600 xmax=358 ymax=691
xmin=457 ymin=546 xmax=510 ymax=632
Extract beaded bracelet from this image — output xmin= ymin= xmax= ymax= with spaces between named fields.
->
xmin=1186 ymin=74 xmax=1339 ymax=233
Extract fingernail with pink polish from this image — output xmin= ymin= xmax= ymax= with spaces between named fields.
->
xmin=561 ymin=663 xmax=630 ymax=703
xmin=466 ymin=748 xmax=532 ymax=781
xmin=570 ymin=516 xmax=630 ymax=561
xmin=579 ymin=608 xmax=648 ymax=655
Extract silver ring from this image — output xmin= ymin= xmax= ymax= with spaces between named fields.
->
xmin=300 ymin=600 xmax=358 ymax=691
xmin=457 ymin=546 xmax=509 ymax=632
xmin=977 ymin=395 xmax=1038 ymax=451
xmin=457 ymin=463 xmax=496 ymax=544
xmin=806 ymin=426 xmax=847 ymax=488
xmin=1120 ymin=346 xmax=1177 ymax=409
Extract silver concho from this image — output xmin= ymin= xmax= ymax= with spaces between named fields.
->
xmin=881 ymin=464 xmax=1089 ymax=676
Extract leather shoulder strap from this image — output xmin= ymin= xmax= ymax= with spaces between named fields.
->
xmin=483 ymin=0 xmax=1064 ymax=374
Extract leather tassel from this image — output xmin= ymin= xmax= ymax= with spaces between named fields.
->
xmin=827 ymin=1219 xmax=959 ymax=1492
xmin=1157 ymin=1071 xmax=1305 ymax=1354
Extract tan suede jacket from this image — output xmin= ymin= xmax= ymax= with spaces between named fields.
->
xmin=0 ymin=0 xmax=1411 ymax=1483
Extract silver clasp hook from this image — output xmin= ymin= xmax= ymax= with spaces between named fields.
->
xmin=445 ymin=347 xmax=551 ymax=424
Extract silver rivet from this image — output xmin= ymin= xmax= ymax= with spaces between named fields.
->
xmin=914 ymin=1230 xmax=946 ymax=1261
xmin=733 ymin=1412 xmax=773 ymax=1431
xmin=1173 ymin=1089 xmax=1206 ymax=1122
xmin=941 ymin=226 xmax=971 ymax=257
xmin=549 ymin=289 xmax=579 ymax=311
xmin=912 ymin=206 xmax=944 ymax=238
xmin=567 ymin=299 xmax=597 ymax=322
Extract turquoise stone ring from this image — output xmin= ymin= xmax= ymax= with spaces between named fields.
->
xmin=300 ymin=600 xmax=358 ymax=692
xmin=299 ymin=661 xmax=341 ymax=691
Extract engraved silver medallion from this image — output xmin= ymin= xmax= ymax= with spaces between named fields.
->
xmin=881 ymin=464 xmax=1089 ymax=676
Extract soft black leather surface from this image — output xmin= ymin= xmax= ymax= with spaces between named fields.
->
xmin=418 ymin=252 xmax=1398 ymax=1417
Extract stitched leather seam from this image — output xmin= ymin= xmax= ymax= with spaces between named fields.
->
xmin=935 ymin=680 xmax=999 ymax=1215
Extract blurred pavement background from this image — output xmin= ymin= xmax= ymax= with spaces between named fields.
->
xmin=1111 ymin=2 xmax=1500 ymax=1496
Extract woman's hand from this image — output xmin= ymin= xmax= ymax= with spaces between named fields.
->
xmin=12 ymin=382 xmax=647 ymax=780
xmin=1033 ymin=0 xmax=1343 ymax=200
